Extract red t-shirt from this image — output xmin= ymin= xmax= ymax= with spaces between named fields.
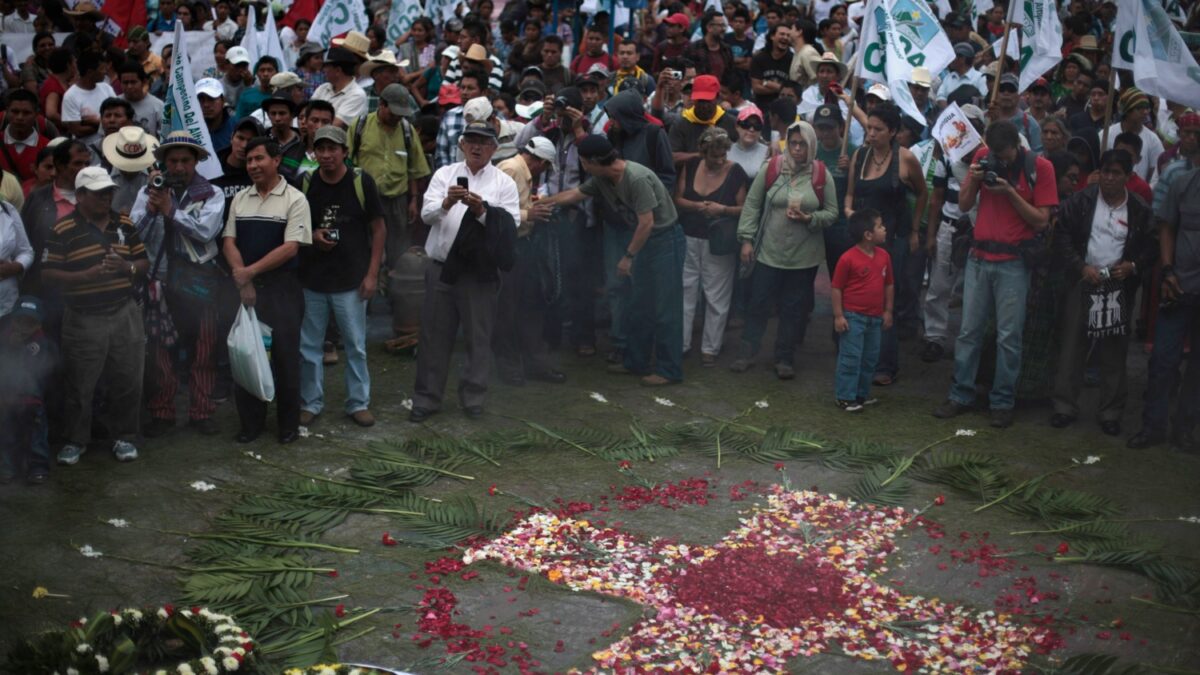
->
xmin=832 ymin=245 xmax=893 ymax=317
xmin=570 ymin=52 xmax=616 ymax=77
xmin=971 ymin=147 xmax=1058 ymax=261
xmin=38 ymin=76 xmax=66 ymax=113
xmin=1126 ymin=174 xmax=1152 ymax=204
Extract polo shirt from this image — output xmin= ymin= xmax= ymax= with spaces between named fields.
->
xmin=43 ymin=210 xmax=147 ymax=313
xmin=223 ymin=176 xmax=312 ymax=272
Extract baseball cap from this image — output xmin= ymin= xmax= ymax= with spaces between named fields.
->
xmin=313 ymin=126 xmax=348 ymax=148
xmin=736 ymin=105 xmax=764 ymax=124
xmin=1178 ymin=112 xmax=1200 ymax=131
xmin=522 ymin=65 xmax=544 ymax=79
xmin=953 ymin=42 xmax=975 ymax=60
xmin=438 ymin=82 xmax=463 ymax=106
xmin=226 ymin=45 xmax=251 ymax=65
xmin=235 ymin=117 xmax=266 ymax=136
xmin=691 ymin=75 xmax=720 ymax=102
xmin=127 ymin=26 xmax=149 ymax=42
xmin=665 ymin=13 xmax=690 ymax=29
xmin=195 ymin=77 xmax=225 ymax=99
xmin=525 ymin=136 xmax=556 ymax=162
xmin=586 ymin=63 xmax=611 ymax=80
xmin=270 ymin=71 xmax=303 ymax=91
xmin=577 ymin=134 xmax=614 ymax=160
xmin=464 ymin=97 xmax=494 ymax=123
xmin=998 ymin=73 xmax=1020 ymax=91
xmin=10 ymin=295 xmax=42 ymax=322
xmin=461 ymin=121 xmax=498 ymax=141
xmin=519 ymin=80 xmax=547 ymax=99
xmin=866 ymin=83 xmax=891 ymax=101
xmin=944 ymin=14 xmax=970 ymax=29
xmin=381 ymin=83 xmax=417 ymax=117
xmin=76 ymin=166 xmax=117 ymax=192
xmin=811 ymin=103 xmax=842 ymax=128
xmin=1029 ymin=77 xmax=1050 ymax=92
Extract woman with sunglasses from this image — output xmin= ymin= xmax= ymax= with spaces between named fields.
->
xmin=731 ymin=121 xmax=838 ymax=379
xmin=730 ymin=107 xmax=770 ymax=180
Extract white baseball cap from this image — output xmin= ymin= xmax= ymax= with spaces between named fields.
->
xmin=195 ymin=77 xmax=225 ymax=99
xmin=866 ymin=82 xmax=891 ymax=101
xmin=226 ymin=45 xmax=251 ymax=65
xmin=463 ymin=97 xmax=494 ymax=124
xmin=525 ymin=136 xmax=556 ymax=162
xmin=75 ymin=166 xmax=118 ymax=192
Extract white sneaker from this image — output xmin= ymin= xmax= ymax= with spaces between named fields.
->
xmin=112 ymin=440 xmax=139 ymax=462
xmin=57 ymin=444 xmax=85 ymax=465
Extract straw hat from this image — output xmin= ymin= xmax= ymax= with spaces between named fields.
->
xmin=359 ymin=49 xmax=399 ymax=77
xmin=154 ymin=129 xmax=211 ymax=161
xmin=815 ymin=52 xmax=847 ymax=80
xmin=101 ymin=127 xmax=160 ymax=173
xmin=331 ymin=31 xmax=370 ymax=60
xmin=65 ymin=1 xmax=105 ymax=19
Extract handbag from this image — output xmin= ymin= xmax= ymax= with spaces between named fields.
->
xmin=707 ymin=216 xmax=739 ymax=256
xmin=167 ymin=257 xmax=224 ymax=303
xmin=738 ymin=179 xmax=785 ymax=280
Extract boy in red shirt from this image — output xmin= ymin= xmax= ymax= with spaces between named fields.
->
xmin=832 ymin=208 xmax=893 ymax=412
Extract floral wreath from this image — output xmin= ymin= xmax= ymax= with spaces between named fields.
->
xmin=6 ymin=604 xmax=391 ymax=675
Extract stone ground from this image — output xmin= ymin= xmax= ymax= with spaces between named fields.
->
xmin=3 ymin=279 xmax=1200 ymax=673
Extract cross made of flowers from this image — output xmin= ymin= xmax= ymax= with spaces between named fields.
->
xmin=464 ymin=488 xmax=1054 ymax=673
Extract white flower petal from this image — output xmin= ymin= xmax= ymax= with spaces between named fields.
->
xmin=754 ymin=400 xmax=769 ymax=409
xmin=654 ymin=397 xmax=675 ymax=408
xmin=189 ymin=480 xmax=217 ymax=492
xmin=401 ymin=398 xmax=414 ymax=411
xmin=590 ymin=392 xmax=609 ymax=404
xmin=78 ymin=545 xmax=103 ymax=558
xmin=105 ymin=518 xmax=130 ymax=528
xmin=955 ymin=429 xmax=977 ymax=437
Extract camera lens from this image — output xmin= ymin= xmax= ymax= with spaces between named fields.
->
xmin=150 ymin=175 xmax=165 ymax=189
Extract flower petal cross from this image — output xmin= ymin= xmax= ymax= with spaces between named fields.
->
xmin=465 ymin=488 xmax=1051 ymax=672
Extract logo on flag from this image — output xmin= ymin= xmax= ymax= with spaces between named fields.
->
xmin=160 ymin=24 xmax=221 ymax=179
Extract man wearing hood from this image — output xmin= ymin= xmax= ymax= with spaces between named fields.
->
xmin=668 ymin=75 xmax=737 ymax=166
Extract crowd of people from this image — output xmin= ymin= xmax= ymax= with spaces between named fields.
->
xmin=0 ymin=0 xmax=1198 ymax=487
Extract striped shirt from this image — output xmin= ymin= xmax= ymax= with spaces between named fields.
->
xmin=43 ymin=210 xmax=147 ymax=313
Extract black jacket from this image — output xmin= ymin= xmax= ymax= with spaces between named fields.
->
xmin=18 ymin=184 xmax=60 ymax=295
xmin=440 ymin=204 xmax=517 ymax=284
xmin=606 ymin=89 xmax=677 ymax=193
xmin=1055 ymin=184 xmax=1156 ymax=291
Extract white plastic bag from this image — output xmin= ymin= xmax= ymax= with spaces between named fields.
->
xmin=227 ymin=304 xmax=275 ymax=402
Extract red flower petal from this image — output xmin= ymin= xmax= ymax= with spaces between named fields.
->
xmin=934 ymin=495 xmax=946 ymax=506
xmin=335 ymin=603 xmax=346 ymax=618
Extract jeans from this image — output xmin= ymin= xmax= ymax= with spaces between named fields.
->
xmin=300 ymin=289 xmax=370 ymax=415
xmin=835 ymin=312 xmax=882 ymax=401
xmin=1140 ymin=300 xmax=1200 ymax=437
xmin=603 ymin=222 xmax=634 ymax=350
xmin=624 ymin=225 xmax=685 ymax=381
xmin=681 ymin=235 xmax=735 ymax=355
xmin=875 ymin=236 xmax=909 ymax=377
xmin=740 ymin=263 xmax=819 ymax=366
xmin=561 ymin=210 xmax=599 ymax=348
xmin=948 ymin=257 xmax=1030 ymax=410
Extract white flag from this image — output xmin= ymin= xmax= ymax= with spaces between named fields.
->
xmin=240 ymin=6 xmax=260 ymax=67
xmin=261 ymin=8 xmax=288 ymax=71
xmin=309 ymin=0 xmax=369 ymax=47
xmin=857 ymin=0 xmax=955 ymax=127
xmin=1017 ymin=0 xmax=1062 ymax=93
xmin=161 ymin=24 xmax=221 ymax=180
xmin=965 ymin=0 xmax=994 ymax=27
xmin=1114 ymin=0 xmax=1200 ymax=110
xmin=386 ymin=0 xmax=423 ymax=44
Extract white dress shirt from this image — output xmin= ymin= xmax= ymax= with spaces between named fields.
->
xmin=0 ymin=201 xmax=34 ymax=316
xmin=936 ymin=68 xmax=987 ymax=103
xmin=421 ymin=161 xmax=521 ymax=264
xmin=797 ymin=84 xmax=864 ymax=146
xmin=312 ymin=80 xmax=368 ymax=126
xmin=1085 ymin=191 xmax=1129 ymax=269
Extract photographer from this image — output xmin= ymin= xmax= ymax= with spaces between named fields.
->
xmin=130 ymin=131 xmax=226 ymax=438
xmin=933 ymin=120 xmax=1057 ymax=429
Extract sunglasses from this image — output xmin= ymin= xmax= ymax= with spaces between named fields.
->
xmin=738 ymin=121 xmax=763 ymax=131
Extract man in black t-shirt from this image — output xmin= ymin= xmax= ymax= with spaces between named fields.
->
xmin=296 ymin=126 xmax=386 ymax=428
xmin=749 ymin=25 xmax=793 ymax=110
xmin=212 ymin=118 xmax=262 ymax=221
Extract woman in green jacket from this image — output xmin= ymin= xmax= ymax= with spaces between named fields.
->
xmin=731 ymin=120 xmax=838 ymax=379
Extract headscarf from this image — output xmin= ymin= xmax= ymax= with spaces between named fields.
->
xmin=780 ymin=120 xmax=817 ymax=178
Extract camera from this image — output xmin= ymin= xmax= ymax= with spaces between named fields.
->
xmin=554 ymin=95 xmax=570 ymax=109
xmin=1098 ymin=266 xmax=1111 ymax=281
xmin=668 ymin=70 xmax=682 ymax=80
xmin=326 ymin=229 xmax=340 ymax=243
xmin=977 ymin=157 xmax=1000 ymax=186
xmin=150 ymin=174 xmax=166 ymax=189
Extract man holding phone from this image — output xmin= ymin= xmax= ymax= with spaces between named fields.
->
xmin=412 ymin=123 xmax=520 ymax=422
xmin=42 ymin=167 xmax=150 ymax=466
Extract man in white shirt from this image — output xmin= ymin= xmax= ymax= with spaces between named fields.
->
xmin=118 ymin=63 xmax=163 ymax=138
xmin=0 ymin=0 xmax=35 ymax=32
xmin=411 ymin=122 xmax=520 ymax=423
xmin=62 ymin=49 xmax=116 ymax=150
xmin=936 ymin=43 xmax=986 ymax=107
xmin=312 ymin=48 xmax=367 ymax=129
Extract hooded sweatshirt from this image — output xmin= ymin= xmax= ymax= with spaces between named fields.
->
xmin=605 ymin=90 xmax=677 ymax=193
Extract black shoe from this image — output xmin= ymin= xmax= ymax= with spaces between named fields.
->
xmin=463 ymin=405 xmax=484 ymax=419
xmin=528 ymin=369 xmax=566 ymax=384
xmin=990 ymin=408 xmax=1015 ymax=428
xmin=1099 ymin=420 xmax=1121 ymax=436
xmin=919 ymin=341 xmax=945 ymax=363
xmin=932 ymin=400 xmax=970 ymax=418
xmin=1126 ymin=430 xmax=1166 ymax=449
xmin=188 ymin=418 xmax=220 ymax=435
xmin=408 ymin=407 xmax=436 ymax=423
xmin=235 ymin=429 xmax=261 ymax=444
xmin=499 ymin=371 xmax=527 ymax=386
xmin=143 ymin=418 xmax=176 ymax=438
xmin=210 ymin=380 xmax=231 ymax=404
xmin=1049 ymin=413 xmax=1075 ymax=428
xmin=774 ymin=362 xmax=795 ymax=380
xmin=278 ymin=430 xmax=300 ymax=445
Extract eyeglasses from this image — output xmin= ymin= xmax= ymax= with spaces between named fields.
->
xmin=738 ymin=121 xmax=763 ymax=131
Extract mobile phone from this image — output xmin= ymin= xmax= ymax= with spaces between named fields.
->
xmin=457 ymin=177 xmax=469 ymax=189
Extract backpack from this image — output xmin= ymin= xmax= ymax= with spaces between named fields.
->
xmin=301 ymin=168 xmax=366 ymax=211
xmin=763 ymin=155 xmax=828 ymax=208
xmin=348 ymin=113 xmax=415 ymax=166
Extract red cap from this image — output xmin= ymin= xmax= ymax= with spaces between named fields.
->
xmin=691 ymin=74 xmax=719 ymax=101
xmin=665 ymin=13 xmax=691 ymax=29
xmin=438 ymin=83 xmax=462 ymax=105
xmin=1031 ymin=77 xmax=1049 ymax=90
xmin=1179 ymin=112 xmax=1200 ymax=131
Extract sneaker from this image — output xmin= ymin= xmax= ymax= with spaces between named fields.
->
xmin=919 ymin=341 xmax=945 ymax=363
xmin=57 ymin=444 xmax=85 ymax=465
xmin=836 ymin=399 xmax=864 ymax=412
xmin=112 ymin=440 xmax=139 ymax=462
xmin=857 ymin=397 xmax=879 ymax=407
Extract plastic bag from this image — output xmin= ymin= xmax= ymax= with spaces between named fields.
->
xmin=227 ymin=304 xmax=275 ymax=402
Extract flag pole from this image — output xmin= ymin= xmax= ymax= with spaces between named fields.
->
xmin=1099 ymin=64 xmax=1117 ymax=151
xmin=989 ymin=0 xmax=1018 ymax=108
xmin=841 ymin=70 xmax=859 ymax=156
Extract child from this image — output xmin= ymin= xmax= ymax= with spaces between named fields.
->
xmin=831 ymin=209 xmax=893 ymax=412
xmin=0 ymin=297 xmax=57 ymax=485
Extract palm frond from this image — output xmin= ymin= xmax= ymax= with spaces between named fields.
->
xmin=850 ymin=464 xmax=911 ymax=506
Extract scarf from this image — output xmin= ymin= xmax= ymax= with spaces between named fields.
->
xmin=614 ymin=66 xmax=646 ymax=92
xmin=682 ymin=105 xmax=726 ymax=126
xmin=780 ymin=120 xmax=817 ymax=178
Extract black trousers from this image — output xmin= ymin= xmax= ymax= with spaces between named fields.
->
xmin=233 ymin=273 xmax=304 ymax=437
xmin=494 ymin=237 xmax=552 ymax=376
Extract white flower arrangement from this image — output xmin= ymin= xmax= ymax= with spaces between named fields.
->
xmin=189 ymin=480 xmax=217 ymax=492
xmin=222 ymin=657 xmax=240 ymax=671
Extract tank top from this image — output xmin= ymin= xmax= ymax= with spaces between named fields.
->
xmin=853 ymin=142 xmax=912 ymax=239
xmin=680 ymin=158 xmax=749 ymax=238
